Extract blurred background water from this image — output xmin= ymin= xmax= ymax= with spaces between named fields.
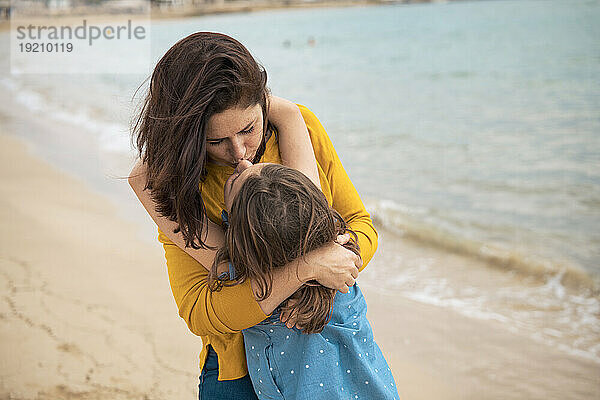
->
xmin=1 ymin=0 xmax=599 ymax=362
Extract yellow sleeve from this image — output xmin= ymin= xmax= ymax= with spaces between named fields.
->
xmin=298 ymin=105 xmax=379 ymax=271
xmin=158 ymin=228 xmax=269 ymax=336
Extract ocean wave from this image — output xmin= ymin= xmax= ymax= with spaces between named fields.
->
xmin=365 ymin=197 xmax=599 ymax=293
xmin=360 ymin=234 xmax=600 ymax=364
xmin=0 ymin=77 xmax=132 ymax=155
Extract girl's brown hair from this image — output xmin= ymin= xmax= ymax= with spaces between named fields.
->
xmin=209 ymin=164 xmax=360 ymax=334
xmin=132 ymin=32 xmax=271 ymax=249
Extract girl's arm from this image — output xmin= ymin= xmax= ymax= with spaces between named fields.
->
xmin=268 ymin=95 xmax=321 ymax=190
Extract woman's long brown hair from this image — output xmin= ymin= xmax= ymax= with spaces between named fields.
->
xmin=131 ymin=32 xmax=270 ymax=249
xmin=209 ymin=164 xmax=360 ymax=334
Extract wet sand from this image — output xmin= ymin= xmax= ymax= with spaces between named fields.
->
xmin=0 ymin=105 xmax=598 ymax=398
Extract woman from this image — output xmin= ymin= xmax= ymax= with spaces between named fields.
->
xmin=211 ymin=162 xmax=400 ymax=400
xmin=129 ymin=32 xmax=377 ymax=399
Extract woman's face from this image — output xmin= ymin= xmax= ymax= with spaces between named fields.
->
xmin=223 ymin=161 xmax=269 ymax=212
xmin=205 ymin=103 xmax=264 ymax=167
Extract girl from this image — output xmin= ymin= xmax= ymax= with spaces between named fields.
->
xmin=209 ymin=162 xmax=400 ymax=400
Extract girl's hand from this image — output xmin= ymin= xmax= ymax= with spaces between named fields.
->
xmin=298 ymin=238 xmax=362 ymax=293
xmin=280 ymin=297 xmax=300 ymax=329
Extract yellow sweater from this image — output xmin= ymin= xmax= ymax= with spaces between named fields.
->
xmin=157 ymin=105 xmax=378 ymax=381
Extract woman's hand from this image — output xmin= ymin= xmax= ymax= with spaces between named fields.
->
xmin=297 ymin=234 xmax=362 ymax=293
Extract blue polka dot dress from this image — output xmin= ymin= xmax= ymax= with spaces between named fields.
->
xmin=242 ymin=284 xmax=401 ymax=400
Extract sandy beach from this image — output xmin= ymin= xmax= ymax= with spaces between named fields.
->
xmin=1 ymin=1 xmax=599 ymax=396
xmin=1 ymin=99 xmax=598 ymax=399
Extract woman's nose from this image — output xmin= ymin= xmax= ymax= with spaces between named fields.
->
xmin=230 ymin=137 xmax=246 ymax=163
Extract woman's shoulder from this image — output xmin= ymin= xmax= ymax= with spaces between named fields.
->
xmin=296 ymin=104 xmax=321 ymax=129
xmin=295 ymin=104 xmax=335 ymax=153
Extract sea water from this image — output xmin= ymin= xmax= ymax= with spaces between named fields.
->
xmin=1 ymin=0 xmax=598 ymax=362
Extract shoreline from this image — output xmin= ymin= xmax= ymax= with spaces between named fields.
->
xmin=0 ymin=0 xmax=422 ymax=32
xmin=0 ymin=91 xmax=598 ymax=398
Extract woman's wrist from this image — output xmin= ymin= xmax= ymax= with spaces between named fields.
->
xmin=295 ymin=256 xmax=316 ymax=283
xmin=253 ymin=257 xmax=310 ymax=315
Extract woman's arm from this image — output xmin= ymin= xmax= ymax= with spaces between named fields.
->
xmin=158 ymin=225 xmax=357 ymax=336
xmin=128 ymin=161 xmax=224 ymax=268
xmin=297 ymin=104 xmax=378 ymax=271
xmin=268 ymin=100 xmax=377 ymax=270
xmin=268 ymin=95 xmax=321 ymax=190
xmin=268 ymin=102 xmax=377 ymax=329
xmin=128 ymin=161 xmax=358 ymax=328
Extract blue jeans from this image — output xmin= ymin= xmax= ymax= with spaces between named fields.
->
xmin=198 ymin=345 xmax=259 ymax=400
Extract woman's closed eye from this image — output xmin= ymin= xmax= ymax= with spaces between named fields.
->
xmin=207 ymin=139 xmax=224 ymax=146
xmin=239 ymin=125 xmax=255 ymax=135
xmin=207 ymin=126 xmax=255 ymax=146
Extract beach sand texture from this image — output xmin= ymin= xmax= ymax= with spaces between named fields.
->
xmin=1 ymin=105 xmax=598 ymax=399
xmin=1 ymin=1 xmax=599 ymax=394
